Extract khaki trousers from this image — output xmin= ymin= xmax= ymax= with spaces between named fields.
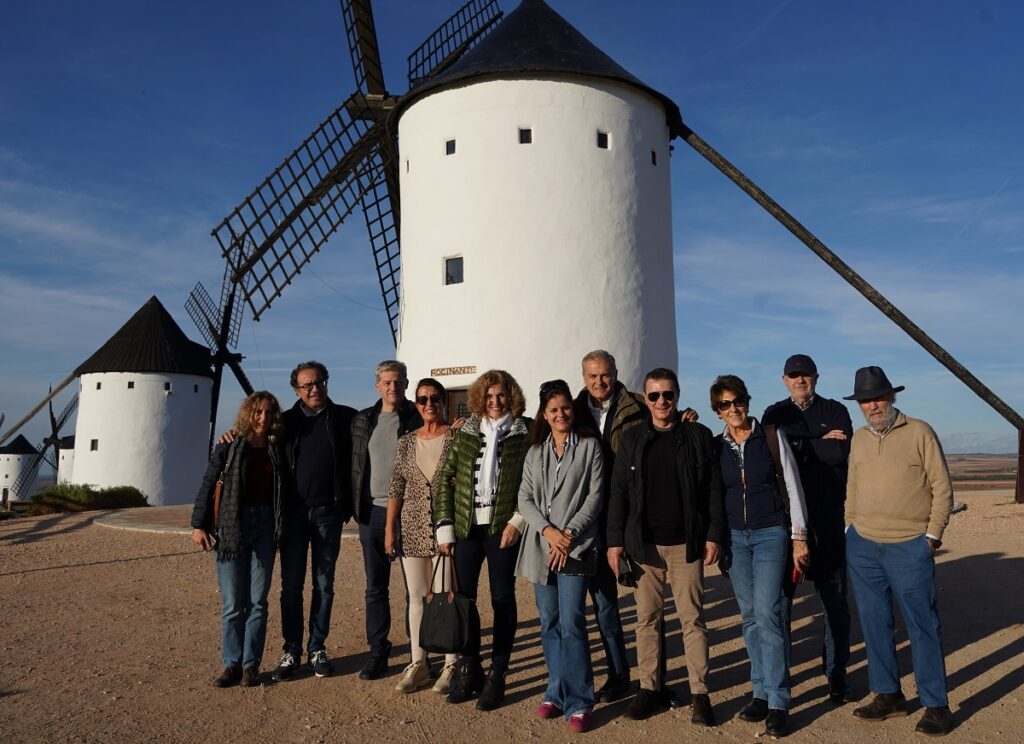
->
xmin=634 ymin=543 xmax=709 ymax=693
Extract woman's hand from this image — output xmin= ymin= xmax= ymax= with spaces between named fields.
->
xmin=384 ymin=528 xmax=399 ymax=558
xmin=543 ymin=526 xmax=572 ymax=553
xmin=792 ymin=539 xmax=810 ymax=570
xmin=192 ymin=528 xmax=215 ymax=551
xmin=547 ymin=546 xmax=568 ymax=572
xmin=438 ymin=541 xmax=455 ymax=556
xmin=499 ymin=523 xmax=521 ymax=549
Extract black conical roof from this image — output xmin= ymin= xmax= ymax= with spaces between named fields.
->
xmin=75 ymin=296 xmax=213 ymax=378
xmin=0 ymin=434 xmax=38 ymax=456
xmin=396 ymin=0 xmax=685 ymax=137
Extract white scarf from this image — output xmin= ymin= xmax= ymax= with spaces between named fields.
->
xmin=477 ymin=413 xmax=512 ymax=501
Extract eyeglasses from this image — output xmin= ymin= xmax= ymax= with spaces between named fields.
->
xmin=715 ymin=397 xmax=748 ymax=412
xmin=415 ymin=394 xmax=444 ymax=405
xmin=646 ymin=390 xmax=677 ymax=403
xmin=296 ymin=380 xmax=327 ymax=392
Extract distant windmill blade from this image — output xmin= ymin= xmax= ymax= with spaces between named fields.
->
xmin=407 ymin=0 xmax=505 ymax=88
xmin=680 ymin=124 xmax=1024 ymax=434
xmin=341 ymin=0 xmax=387 ymax=98
xmin=227 ymin=357 xmax=255 ymax=397
xmin=185 ymin=281 xmax=220 ymax=350
xmin=0 ymin=373 xmax=76 ymax=446
xmin=52 ymin=394 xmax=78 ymax=434
xmin=212 ymin=101 xmax=389 ymax=321
xmin=11 ymin=451 xmax=44 ymax=498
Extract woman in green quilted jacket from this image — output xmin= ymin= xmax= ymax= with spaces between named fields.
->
xmin=434 ymin=369 xmax=531 ymax=712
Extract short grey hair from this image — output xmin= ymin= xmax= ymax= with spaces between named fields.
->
xmin=375 ymin=359 xmax=408 ymax=381
xmin=581 ymin=349 xmax=617 ymax=374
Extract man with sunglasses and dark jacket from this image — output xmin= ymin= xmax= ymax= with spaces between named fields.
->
xmin=350 ymin=360 xmax=422 ymax=681
xmin=606 ymin=367 xmax=725 ymax=726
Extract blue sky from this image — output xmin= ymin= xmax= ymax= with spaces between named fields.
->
xmin=1 ymin=0 xmax=1021 ymax=455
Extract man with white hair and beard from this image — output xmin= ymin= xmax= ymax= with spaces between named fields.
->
xmin=843 ymin=366 xmax=954 ymax=737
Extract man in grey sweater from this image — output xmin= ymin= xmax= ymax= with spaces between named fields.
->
xmin=351 ymin=361 xmax=422 ymax=680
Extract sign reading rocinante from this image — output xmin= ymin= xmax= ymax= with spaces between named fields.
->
xmin=430 ymin=366 xmax=477 ymax=377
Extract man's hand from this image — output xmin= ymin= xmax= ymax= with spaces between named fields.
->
xmin=192 ymin=528 xmax=215 ymax=551
xmin=821 ymin=429 xmax=848 ymax=441
xmin=607 ymin=546 xmax=625 ymax=576
xmin=216 ymin=429 xmax=237 ymax=446
xmin=703 ymin=540 xmax=721 ymax=566
xmin=384 ymin=529 xmax=399 ymax=557
xmin=499 ymin=523 xmax=521 ymax=549
xmin=681 ymin=407 xmax=699 ymax=423
xmin=792 ymin=539 xmax=811 ymax=569
xmin=438 ymin=541 xmax=455 ymax=556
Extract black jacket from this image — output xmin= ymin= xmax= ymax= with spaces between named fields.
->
xmin=350 ymin=398 xmax=422 ymax=524
xmin=283 ymin=399 xmax=357 ymax=520
xmin=191 ymin=438 xmax=288 ymax=541
xmin=606 ymin=419 xmax=725 ymax=564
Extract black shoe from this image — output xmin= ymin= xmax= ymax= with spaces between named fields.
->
xmin=213 ymin=667 xmax=242 ymax=688
xmin=691 ymin=693 xmax=716 ymax=726
xmin=738 ymin=697 xmax=769 ymax=722
xmin=664 ymin=685 xmax=686 ymax=709
xmin=309 ymin=649 xmax=333 ymax=678
xmin=446 ymin=660 xmax=484 ymax=704
xmin=915 ymin=706 xmax=954 ymax=737
xmin=828 ymin=676 xmax=852 ymax=705
xmin=853 ymin=692 xmax=909 ymax=720
xmin=625 ymin=688 xmax=666 ymax=721
xmin=597 ymin=675 xmax=631 ymax=704
xmin=358 ymin=653 xmax=387 ymax=681
xmin=275 ymin=652 xmax=300 ymax=681
xmin=765 ymin=709 xmax=789 ymax=738
xmin=475 ymin=669 xmax=507 ymax=711
xmin=240 ymin=666 xmax=261 ymax=687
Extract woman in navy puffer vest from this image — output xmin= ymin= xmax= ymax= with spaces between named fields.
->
xmin=711 ymin=375 xmax=809 ymax=737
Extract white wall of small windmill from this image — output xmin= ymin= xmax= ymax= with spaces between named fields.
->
xmin=58 ymin=445 xmax=74 ymax=483
xmin=0 ymin=454 xmax=36 ymax=503
xmin=71 ymin=372 xmax=213 ymax=506
xmin=396 ymin=77 xmax=677 ymax=408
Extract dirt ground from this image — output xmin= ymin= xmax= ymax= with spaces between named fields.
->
xmin=1 ymin=489 xmax=1022 ymax=744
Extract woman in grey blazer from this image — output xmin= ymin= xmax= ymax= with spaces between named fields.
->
xmin=515 ymin=379 xmax=604 ymax=734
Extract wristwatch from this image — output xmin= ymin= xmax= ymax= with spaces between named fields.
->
xmin=568 ymin=528 xmax=579 ymax=539
xmin=927 ymin=537 xmax=942 ymax=550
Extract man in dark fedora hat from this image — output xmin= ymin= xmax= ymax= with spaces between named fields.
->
xmin=762 ymin=354 xmax=854 ymax=705
xmin=843 ymin=366 xmax=955 ymax=737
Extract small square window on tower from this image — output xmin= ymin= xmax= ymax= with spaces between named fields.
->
xmin=164 ymin=382 xmax=171 ymax=391
xmin=445 ymin=256 xmax=464 ymax=285
xmin=194 ymin=384 xmax=199 ymax=393
xmin=96 ymin=381 xmax=102 ymax=390
xmin=127 ymin=381 xmax=135 ymax=389
xmin=519 ymin=128 xmax=532 ymax=144
xmin=651 ymin=150 xmax=657 ymax=165
xmin=445 ymin=139 xmax=456 ymax=156
xmin=597 ymin=130 xmax=609 ymax=149
xmin=90 ymin=439 xmax=99 ymax=451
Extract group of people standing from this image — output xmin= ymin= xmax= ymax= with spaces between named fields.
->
xmin=191 ymin=351 xmax=955 ymax=737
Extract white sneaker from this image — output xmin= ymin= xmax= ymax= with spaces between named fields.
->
xmin=395 ymin=661 xmax=431 ymax=693
xmin=433 ymin=662 xmax=458 ymax=694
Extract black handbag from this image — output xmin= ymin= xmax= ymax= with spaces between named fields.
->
xmin=557 ymin=548 xmax=598 ymax=577
xmin=419 ymin=555 xmax=480 ymax=654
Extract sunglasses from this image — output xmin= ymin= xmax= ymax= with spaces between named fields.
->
xmin=646 ymin=390 xmax=677 ymax=403
xmin=716 ymin=397 xmax=749 ymax=412
xmin=415 ymin=394 xmax=444 ymax=405
xmin=296 ymin=380 xmax=327 ymax=392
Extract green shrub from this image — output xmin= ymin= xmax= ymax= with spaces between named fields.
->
xmin=30 ymin=483 xmax=149 ymax=515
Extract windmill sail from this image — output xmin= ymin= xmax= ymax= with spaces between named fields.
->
xmin=407 ymin=0 xmax=505 ymax=88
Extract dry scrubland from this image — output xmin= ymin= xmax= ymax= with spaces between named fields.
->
xmin=0 ymin=456 xmax=1021 ymax=743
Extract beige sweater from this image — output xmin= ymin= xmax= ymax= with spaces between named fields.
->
xmin=846 ymin=412 xmax=953 ymax=543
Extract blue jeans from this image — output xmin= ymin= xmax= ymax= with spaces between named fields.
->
xmin=846 ymin=526 xmax=948 ymax=707
xmin=729 ymin=526 xmax=791 ymax=710
xmin=279 ymin=501 xmax=342 ymax=656
xmin=216 ymin=506 xmax=276 ymax=669
xmin=534 ymin=573 xmax=595 ymax=717
xmin=813 ymin=564 xmax=851 ymax=684
xmin=358 ymin=504 xmax=393 ymax=657
xmin=588 ymin=557 xmax=630 ymax=680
